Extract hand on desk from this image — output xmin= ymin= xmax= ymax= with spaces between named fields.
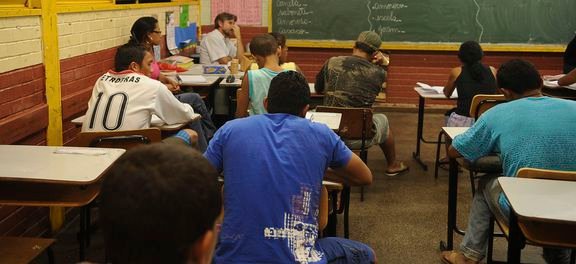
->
xmin=543 ymin=74 xmax=565 ymax=81
xmin=165 ymin=77 xmax=181 ymax=93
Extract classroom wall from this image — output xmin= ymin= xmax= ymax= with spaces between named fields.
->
xmin=0 ymin=3 xmax=199 ymax=238
xmin=0 ymin=16 xmax=47 ymax=145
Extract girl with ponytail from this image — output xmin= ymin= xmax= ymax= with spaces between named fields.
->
xmin=443 ymin=41 xmax=498 ymax=127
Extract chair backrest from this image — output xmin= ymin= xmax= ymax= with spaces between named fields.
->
xmin=516 ymin=167 xmax=576 ymax=181
xmin=469 ymin=94 xmax=507 ymax=119
xmin=315 ymin=106 xmax=375 ymax=140
xmin=73 ymin=128 xmax=162 ymax=150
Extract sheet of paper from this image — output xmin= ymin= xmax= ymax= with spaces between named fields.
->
xmin=305 ymin=112 xmax=342 ymax=130
xmin=211 ymin=0 xmax=262 ymax=25
xmin=543 ymin=80 xmax=576 ymax=90
xmin=180 ymin=5 xmax=189 ymax=28
xmin=166 ymin=12 xmax=178 ymax=54
xmin=309 ymin=83 xmax=316 ymax=93
xmin=416 ymin=82 xmax=458 ymax=97
xmin=179 ymin=75 xmax=207 ymax=84
xmin=54 ymin=148 xmax=108 ymax=156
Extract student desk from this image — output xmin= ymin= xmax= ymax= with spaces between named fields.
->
xmin=439 ymin=126 xmax=469 ymax=251
xmin=71 ymin=114 xmax=198 ymax=131
xmin=0 ymin=145 xmax=125 ymax=260
xmin=542 ymin=87 xmax=576 ymax=100
xmin=542 ymin=78 xmax=576 ymax=100
xmin=499 ymin=177 xmax=576 ymax=263
xmin=413 ymin=87 xmax=457 ymax=170
xmin=179 ymin=64 xmax=244 ymax=117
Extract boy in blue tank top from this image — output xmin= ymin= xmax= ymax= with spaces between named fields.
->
xmin=205 ymin=71 xmax=376 ymax=263
xmin=236 ymin=34 xmax=290 ymax=117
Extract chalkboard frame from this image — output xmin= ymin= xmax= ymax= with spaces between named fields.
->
xmin=267 ymin=0 xmax=567 ymax=52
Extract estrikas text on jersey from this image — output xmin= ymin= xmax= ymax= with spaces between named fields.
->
xmin=100 ymin=74 xmax=141 ymax=83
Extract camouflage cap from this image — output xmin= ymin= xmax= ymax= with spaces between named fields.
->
xmin=356 ymin=31 xmax=382 ymax=51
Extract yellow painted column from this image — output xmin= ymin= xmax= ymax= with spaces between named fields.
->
xmin=41 ymin=0 xmax=63 ymax=147
xmin=40 ymin=0 xmax=65 ymax=232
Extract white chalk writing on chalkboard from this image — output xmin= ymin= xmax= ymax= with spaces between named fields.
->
xmin=276 ymin=0 xmax=314 ymax=36
xmin=367 ymin=1 xmax=408 ymax=36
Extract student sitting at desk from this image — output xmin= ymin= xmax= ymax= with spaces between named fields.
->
xmin=441 ymin=59 xmax=576 ymax=264
xmin=129 ymin=16 xmax=216 ymax=141
xmin=198 ymin=12 xmax=245 ymax=65
xmin=205 ymin=71 xmax=375 ymax=263
xmin=236 ymin=34 xmax=290 ymax=117
xmin=82 ymin=44 xmax=207 ymax=149
xmin=100 ymin=144 xmax=222 ymax=264
xmin=315 ymin=31 xmax=408 ymax=176
xmin=443 ymin=41 xmax=497 ymax=127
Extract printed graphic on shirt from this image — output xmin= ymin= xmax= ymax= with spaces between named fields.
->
xmin=263 ymin=186 xmax=322 ymax=263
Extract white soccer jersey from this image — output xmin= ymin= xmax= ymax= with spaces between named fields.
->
xmin=82 ymin=70 xmax=195 ymax=132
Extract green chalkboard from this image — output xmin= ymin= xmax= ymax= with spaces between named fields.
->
xmin=271 ymin=0 xmax=576 ymax=47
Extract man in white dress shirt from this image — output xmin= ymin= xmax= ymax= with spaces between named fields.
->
xmin=199 ymin=12 xmax=245 ymax=64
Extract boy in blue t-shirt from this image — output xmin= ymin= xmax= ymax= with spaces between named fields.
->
xmin=205 ymin=71 xmax=375 ymax=263
xmin=441 ymin=59 xmax=576 ymax=264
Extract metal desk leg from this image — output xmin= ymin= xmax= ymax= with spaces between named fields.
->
xmin=507 ymin=212 xmax=523 ymax=263
xmin=78 ymin=206 xmax=87 ymax=261
xmin=441 ymin=157 xmax=459 ymax=250
xmin=412 ymin=95 xmax=428 ymax=170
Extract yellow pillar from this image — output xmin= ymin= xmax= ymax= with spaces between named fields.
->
xmin=41 ymin=0 xmax=63 ymax=147
xmin=40 ymin=0 xmax=65 ymax=232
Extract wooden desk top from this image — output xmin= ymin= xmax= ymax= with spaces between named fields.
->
xmin=414 ymin=87 xmax=457 ymax=99
xmin=0 ymin=181 xmax=101 ymax=207
xmin=0 ymin=145 xmax=125 ymax=184
xmin=499 ymin=177 xmax=576 ymax=223
xmin=442 ymin=127 xmax=470 ymax=140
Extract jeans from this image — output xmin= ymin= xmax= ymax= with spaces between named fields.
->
xmin=316 ymin=237 xmax=375 ymax=263
xmin=460 ymin=175 xmax=573 ymax=263
xmin=175 ymin=92 xmax=216 ymax=151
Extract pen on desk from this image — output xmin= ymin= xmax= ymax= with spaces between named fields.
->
xmin=176 ymin=74 xmax=183 ymax=85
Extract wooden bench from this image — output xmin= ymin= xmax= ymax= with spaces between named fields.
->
xmin=0 ymin=236 xmax=55 ymax=264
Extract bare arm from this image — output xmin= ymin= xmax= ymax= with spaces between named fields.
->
xmin=443 ymin=67 xmax=461 ymax=98
xmin=318 ymin=186 xmax=328 ymax=231
xmin=558 ymin=68 xmax=576 ymax=86
xmin=447 ymin=145 xmax=462 ymax=159
xmin=232 ymin=25 xmax=245 ymax=62
xmin=235 ymin=71 xmax=250 ymax=118
xmin=217 ymin=56 xmax=233 ymax=65
xmin=324 ymin=153 xmax=372 ymax=186
xmin=158 ymin=72 xmax=181 ymax=93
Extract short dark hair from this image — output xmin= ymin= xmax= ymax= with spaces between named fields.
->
xmin=115 ymin=44 xmax=147 ymax=72
xmin=497 ymin=59 xmax=543 ymax=94
xmin=250 ymin=34 xmax=278 ymax=57
xmin=100 ymin=144 xmax=222 ymax=264
xmin=267 ymin=71 xmax=310 ymax=116
xmin=214 ymin=12 xmax=237 ymax=29
xmin=129 ymin=16 xmax=158 ymax=45
xmin=268 ymin=32 xmax=286 ymax=47
xmin=354 ymin=41 xmax=377 ymax=55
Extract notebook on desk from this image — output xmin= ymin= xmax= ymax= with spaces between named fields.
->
xmin=305 ymin=112 xmax=342 ymax=130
